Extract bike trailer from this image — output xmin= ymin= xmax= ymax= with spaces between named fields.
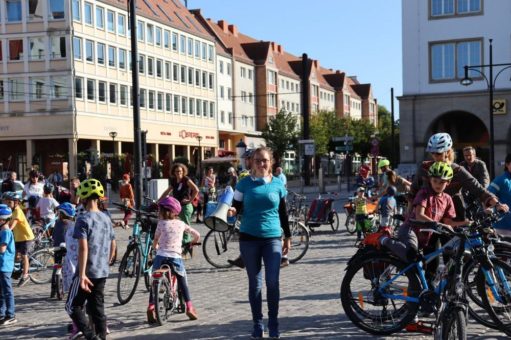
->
xmin=307 ymin=198 xmax=334 ymax=222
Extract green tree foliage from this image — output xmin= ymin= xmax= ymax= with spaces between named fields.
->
xmin=377 ymin=105 xmax=400 ymax=164
xmin=261 ymin=110 xmax=300 ymax=166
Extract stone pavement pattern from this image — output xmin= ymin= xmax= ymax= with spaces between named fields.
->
xmin=2 ymin=195 xmax=508 ymax=339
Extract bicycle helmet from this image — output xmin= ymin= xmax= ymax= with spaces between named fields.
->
xmin=57 ymin=202 xmax=76 ymax=218
xmin=426 ymin=133 xmax=453 ymax=153
xmin=386 ymin=185 xmax=397 ymax=196
xmin=5 ymin=191 xmax=21 ymax=201
xmin=0 ymin=204 xmax=12 ymax=220
xmin=378 ymin=159 xmax=390 ymax=169
xmin=77 ymin=178 xmax=104 ymax=199
xmin=357 ymin=187 xmax=365 ymax=193
xmin=43 ymin=182 xmax=54 ymax=194
xmin=158 ymin=196 xmax=181 ymax=214
xmin=428 ymin=161 xmax=453 ymax=181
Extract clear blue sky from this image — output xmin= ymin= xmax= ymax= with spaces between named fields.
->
xmin=188 ymin=0 xmax=402 ymax=116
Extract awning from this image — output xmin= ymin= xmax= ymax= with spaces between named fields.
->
xmin=201 ymin=156 xmax=240 ymax=164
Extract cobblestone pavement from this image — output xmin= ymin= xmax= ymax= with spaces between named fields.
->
xmin=2 ymin=195 xmax=508 ymax=339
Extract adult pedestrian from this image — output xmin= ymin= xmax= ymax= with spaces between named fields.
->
xmin=228 ymin=147 xmax=291 ymax=339
xmin=459 ymin=146 xmax=490 ymax=188
xmin=119 ymin=174 xmax=135 ymax=228
xmin=69 ymin=178 xmax=81 ymax=205
xmin=227 ymin=167 xmax=238 ymax=188
xmin=201 ymin=167 xmax=216 ymax=218
xmin=386 ymin=170 xmax=411 ymax=194
xmin=1 ymin=172 xmax=17 ymax=193
xmin=488 ymin=154 xmax=511 ymax=236
xmin=159 ymin=163 xmax=199 ymax=226
xmin=274 ymin=167 xmax=287 ymax=188
xmin=22 ymin=170 xmax=44 ymax=200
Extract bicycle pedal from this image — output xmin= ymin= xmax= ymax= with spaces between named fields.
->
xmin=405 ymin=321 xmax=433 ymax=334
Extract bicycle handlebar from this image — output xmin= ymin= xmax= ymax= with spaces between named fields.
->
xmin=112 ymin=202 xmax=158 ymax=219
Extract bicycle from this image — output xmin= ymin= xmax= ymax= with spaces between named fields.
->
xmin=151 ymin=263 xmax=185 ymax=325
xmin=50 ymin=243 xmax=66 ymax=300
xmin=13 ymin=247 xmax=54 ymax=285
xmin=31 ymin=217 xmax=56 ymax=252
xmin=340 ymin=219 xmax=509 ymax=338
xmin=114 ymin=202 xmax=157 ymax=305
xmin=287 ymin=191 xmax=308 ymax=223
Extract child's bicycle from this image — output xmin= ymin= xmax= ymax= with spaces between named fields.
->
xmin=31 ymin=217 xmax=56 ymax=252
xmin=13 ymin=247 xmax=54 ymax=285
xmin=50 ymin=243 xmax=67 ymax=300
xmin=150 ymin=263 xmax=186 ymax=325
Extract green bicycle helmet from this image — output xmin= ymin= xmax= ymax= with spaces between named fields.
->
xmin=378 ymin=159 xmax=390 ymax=169
xmin=428 ymin=161 xmax=453 ymax=181
xmin=77 ymin=178 xmax=105 ymax=199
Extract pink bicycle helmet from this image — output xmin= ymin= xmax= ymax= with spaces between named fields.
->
xmin=158 ymin=196 xmax=182 ymax=214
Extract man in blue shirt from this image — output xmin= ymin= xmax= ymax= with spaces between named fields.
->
xmin=488 ymin=154 xmax=511 ymax=234
xmin=275 ymin=167 xmax=287 ymax=188
xmin=0 ymin=204 xmax=16 ymax=326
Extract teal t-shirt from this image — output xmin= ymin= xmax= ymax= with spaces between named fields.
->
xmin=0 ymin=228 xmax=15 ymax=273
xmin=236 ymin=176 xmax=287 ymax=238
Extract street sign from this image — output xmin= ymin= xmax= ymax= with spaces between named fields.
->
xmin=332 ymin=136 xmax=354 ymax=142
xmin=335 ymin=145 xmax=353 ymax=152
xmin=298 ymin=139 xmax=315 ymax=144
xmin=304 ymin=144 xmax=315 ymax=156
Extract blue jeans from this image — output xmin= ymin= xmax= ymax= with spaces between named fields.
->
xmin=240 ymin=238 xmax=282 ymax=336
xmin=0 ymin=271 xmax=15 ymax=318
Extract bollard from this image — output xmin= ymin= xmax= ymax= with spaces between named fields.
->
xmin=319 ymin=166 xmax=325 ymax=194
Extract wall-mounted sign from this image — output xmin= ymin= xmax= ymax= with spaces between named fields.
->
xmin=493 ymin=99 xmax=507 ymax=115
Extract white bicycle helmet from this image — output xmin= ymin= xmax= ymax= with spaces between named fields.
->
xmin=426 ymin=133 xmax=453 ymax=153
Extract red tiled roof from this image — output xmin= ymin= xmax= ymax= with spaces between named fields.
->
xmin=100 ymin=0 xmax=215 ymax=41
xmin=351 ymin=84 xmax=372 ymax=99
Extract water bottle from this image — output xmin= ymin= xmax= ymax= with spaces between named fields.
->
xmin=432 ymin=264 xmax=446 ymax=288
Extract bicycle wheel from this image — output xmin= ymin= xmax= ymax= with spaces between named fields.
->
xmin=476 ymin=258 xmax=511 ymax=336
xmin=330 ymin=211 xmax=340 ymax=232
xmin=288 ymin=221 xmax=309 ymax=264
xmin=29 ymin=249 xmax=54 ymax=284
xmin=117 ymin=245 xmax=141 ymax=305
xmin=340 ymin=253 xmax=420 ymax=335
xmin=441 ymin=308 xmax=467 ymax=340
xmin=144 ymin=245 xmax=154 ymax=291
xmin=202 ymin=229 xmax=239 ymax=268
xmin=154 ymin=277 xmax=171 ymax=325
xmin=345 ymin=212 xmax=356 ymax=234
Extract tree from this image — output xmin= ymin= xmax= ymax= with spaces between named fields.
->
xmin=377 ymin=105 xmax=400 ymax=164
xmin=261 ymin=110 xmax=300 ymax=166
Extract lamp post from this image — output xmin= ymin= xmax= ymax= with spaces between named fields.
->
xmin=196 ymin=135 xmax=203 ymax=180
xmin=236 ymin=139 xmax=247 ymax=170
xmin=109 ymin=131 xmax=118 ymax=181
xmin=460 ymin=39 xmax=511 ymax=179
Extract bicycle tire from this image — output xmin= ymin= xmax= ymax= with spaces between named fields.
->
xmin=330 ymin=211 xmax=340 ymax=232
xmin=340 ymin=253 xmax=420 ymax=335
xmin=441 ymin=308 xmax=467 ymax=340
xmin=144 ymin=245 xmax=154 ymax=291
xmin=202 ymin=229 xmax=238 ymax=269
xmin=288 ymin=221 xmax=309 ymax=264
xmin=116 ymin=245 xmax=141 ymax=305
xmin=476 ymin=257 xmax=511 ymax=336
xmin=345 ymin=212 xmax=356 ymax=234
xmin=154 ymin=277 xmax=171 ymax=325
xmin=29 ymin=249 xmax=54 ymax=284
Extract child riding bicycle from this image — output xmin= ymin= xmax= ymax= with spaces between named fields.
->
xmin=147 ymin=196 xmax=200 ymax=323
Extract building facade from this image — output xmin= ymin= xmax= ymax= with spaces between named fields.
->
xmin=400 ymin=0 xmax=511 ymax=174
xmin=0 ymin=0 xmax=217 ymax=179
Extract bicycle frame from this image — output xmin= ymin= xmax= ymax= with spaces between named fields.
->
xmin=129 ymin=219 xmax=153 ymax=276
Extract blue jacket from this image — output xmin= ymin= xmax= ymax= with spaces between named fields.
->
xmin=488 ymin=171 xmax=511 ymax=230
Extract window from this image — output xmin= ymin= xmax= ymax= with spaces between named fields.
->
xmin=220 ymin=110 xmax=225 ymax=123
xmin=84 ymin=1 xmax=92 ymax=25
xmin=165 ymin=93 xmax=171 ymax=112
xmin=208 ymin=45 xmax=214 ymax=62
xmin=173 ymin=64 xmax=178 ymax=81
xmin=227 ymin=88 xmax=231 ymax=100
xmin=220 ymin=86 xmax=224 ymax=99
xmin=172 ymin=32 xmax=178 ymax=51
xmin=268 ymin=93 xmax=276 ymax=107
xmin=188 ymin=67 xmax=193 ymax=85
xmin=173 ymin=95 xmax=179 ymax=113
xmin=120 ymin=85 xmax=127 ymax=105
xmin=147 ymin=57 xmax=154 ymax=76
xmin=29 ymin=37 xmax=45 ymax=60
xmin=430 ymin=39 xmax=481 ymax=81
xmin=210 ymin=102 xmax=215 ymax=118
xmin=181 ymin=96 xmax=187 ymax=114
xmin=248 ymin=69 xmax=253 ymax=80
xmin=48 ymin=0 xmax=65 ymax=20
xmin=107 ymin=10 xmax=115 ymax=32
xmin=219 ymin=60 xmax=224 ymax=74
xmin=87 ymin=79 xmax=95 ymax=100
xmin=9 ymin=78 xmax=24 ymax=101
xmin=156 ymin=59 xmax=162 ymax=78
xmin=97 ymin=42 xmax=105 ymax=64
xmin=268 ymin=70 xmax=276 ymax=85
xmin=180 ymin=65 xmax=186 ymax=83
xmin=98 ymin=81 xmax=106 ymax=102
xmin=195 ymin=69 xmax=200 ymax=86
xmin=195 ymin=40 xmax=200 ymax=58
xmin=241 ymin=91 xmax=246 ymax=102
xmin=51 ymin=76 xmax=67 ymax=98
xmin=155 ymin=27 xmax=161 ymax=46
xmin=50 ymin=36 xmax=66 ymax=59
xmin=137 ymin=21 xmax=144 ymax=41
xmin=248 ymin=93 xmax=253 ymax=103
xmin=228 ymin=112 xmax=232 ymax=124
xmin=157 ymin=92 xmax=163 ymax=111
xmin=85 ymin=39 xmax=93 ymax=62
xmin=202 ymin=71 xmax=207 ymax=88
xmin=187 ymin=38 xmax=193 ymax=56
xmin=431 ymin=0 xmax=481 ymax=17
xmin=179 ymin=35 xmax=186 ymax=54
xmin=72 ymin=0 xmax=80 ymax=21
xmin=31 ymin=77 xmax=47 ymax=99
xmin=203 ymin=101 xmax=208 ymax=118
xmin=27 ymin=0 xmax=43 ymax=20
xmin=140 ymin=89 xmax=146 ymax=108
xmin=241 ymin=67 xmax=246 ymax=78
xmin=7 ymin=0 xmax=22 ymax=22
xmin=226 ymin=63 xmax=231 ymax=76
xmin=73 ymin=37 xmax=82 ymax=60
xmin=96 ymin=6 xmax=104 ymax=29
xmin=139 ymin=54 xmax=145 ymax=74
xmin=164 ymin=30 xmax=170 ymax=48
xmin=148 ymin=91 xmax=154 ymax=109
xmin=75 ymin=77 xmax=83 ymax=99
xmin=9 ymin=40 xmax=23 ymax=61
xmin=196 ymin=99 xmax=201 ymax=116
xmin=119 ymin=48 xmax=126 ymax=69
xmin=108 ymin=46 xmax=116 ymax=67
xmin=146 ymin=24 xmax=154 ymax=44
xmin=189 ymin=98 xmax=194 ymax=115
xmin=165 ymin=62 xmax=171 ymax=80
xmin=201 ymin=42 xmax=207 ymax=61
xmin=118 ymin=14 xmax=126 ymax=35
xmin=209 ymin=73 xmax=214 ymax=89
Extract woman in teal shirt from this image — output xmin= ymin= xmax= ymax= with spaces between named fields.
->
xmin=230 ymin=147 xmax=291 ymax=339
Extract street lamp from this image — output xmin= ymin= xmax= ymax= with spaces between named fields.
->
xmin=196 ymin=135 xmax=203 ymax=180
xmin=460 ymin=39 xmax=511 ymax=178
